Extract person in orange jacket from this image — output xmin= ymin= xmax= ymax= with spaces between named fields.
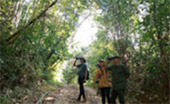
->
xmin=94 ymin=59 xmax=112 ymax=104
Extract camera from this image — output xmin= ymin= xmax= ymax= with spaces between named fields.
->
xmin=75 ymin=57 xmax=81 ymax=60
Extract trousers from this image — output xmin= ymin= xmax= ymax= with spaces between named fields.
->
xmin=78 ymin=77 xmax=86 ymax=100
xmin=100 ymin=87 xmax=111 ymax=104
xmin=111 ymin=89 xmax=125 ymax=104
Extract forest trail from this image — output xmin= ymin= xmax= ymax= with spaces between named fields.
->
xmin=31 ymin=85 xmax=132 ymax=104
xmin=22 ymin=85 xmax=101 ymax=104
xmin=42 ymin=85 xmax=101 ymax=104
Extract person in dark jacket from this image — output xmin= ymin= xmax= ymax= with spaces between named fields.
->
xmin=73 ymin=57 xmax=88 ymax=102
xmin=106 ymin=56 xmax=130 ymax=104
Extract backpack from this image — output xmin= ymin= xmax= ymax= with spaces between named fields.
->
xmin=86 ymin=69 xmax=90 ymax=80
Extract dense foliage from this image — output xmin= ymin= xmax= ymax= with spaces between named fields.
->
xmin=0 ymin=0 xmax=169 ymax=103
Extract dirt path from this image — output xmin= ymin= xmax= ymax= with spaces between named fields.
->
xmin=41 ymin=85 xmax=101 ymax=104
xmin=17 ymin=85 xmax=133 ymax=104
xmin=18 ymin=84 xmax=167 ymax=104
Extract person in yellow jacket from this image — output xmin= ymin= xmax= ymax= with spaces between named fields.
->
xmin=94 ymin=59 xmax=112 ymax=104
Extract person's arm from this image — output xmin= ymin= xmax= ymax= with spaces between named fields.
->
xmin=105 ymin=60 xmax=111 ymax=69
xmin=73 ymin=59 xmax=77 ymax=67
xmin=93 ymin=70 xmax=99 ymax=88
xmin=105 ymin=60 xmax=112 ymax=71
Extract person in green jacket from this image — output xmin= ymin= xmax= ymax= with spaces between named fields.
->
xmin=73 ymin=57 xmax=88 ymax=102
xmin=106 ymin=56 xmax=130 ymax=104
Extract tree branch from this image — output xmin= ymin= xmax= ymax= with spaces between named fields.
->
xmin=6 ymin=0 xmax=58 ymax=44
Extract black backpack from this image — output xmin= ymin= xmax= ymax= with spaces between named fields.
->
xmin=86 ymin=69 xmax=90 ymax=80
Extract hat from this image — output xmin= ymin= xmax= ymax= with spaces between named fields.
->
xmin=112 ymin=56 xmax=120 ymax=60
xmin=80 ymin=57 xmax=86 ymax=63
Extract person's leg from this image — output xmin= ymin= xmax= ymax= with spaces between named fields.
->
xmin=100 ymin=88 xmax=106 ymax=104
xmin=106 ymin=87 xmax=111 ymax=104
xmin=77 ymin=77 xmax=82 ymax=101
xmin=80 ymin=83 xmax=84 ymax=98
xmin=111 ymin=90 xmax=118 ymax=104
xmin=117 ymin=89 xmax=125 ymax=104
xmin=81 ymin=83 xmax=86 ymax=101
xmin=77 ymin=83 xmax=81 ymax=100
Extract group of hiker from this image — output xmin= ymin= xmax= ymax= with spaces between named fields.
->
xmin=73 ymin=56 xmax=130 ymax=104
